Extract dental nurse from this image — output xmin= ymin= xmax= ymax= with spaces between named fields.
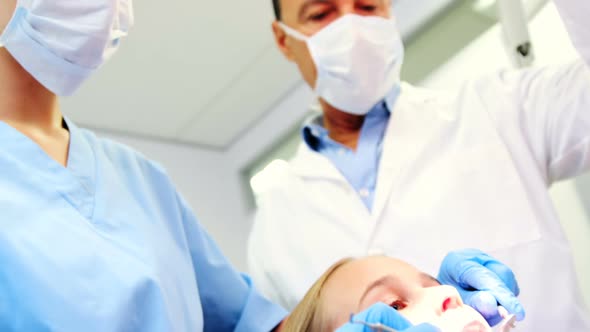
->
xmin=248 ymin=0 xmax=590 ymax=331
xmin=0 ymin=0 xmax=287 ymax=331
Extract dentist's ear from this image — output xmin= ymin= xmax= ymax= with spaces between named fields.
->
xmin=272 ymin=21 xmax=297 ymax=62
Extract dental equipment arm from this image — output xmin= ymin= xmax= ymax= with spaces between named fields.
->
xmin=498 ymin=0 xmax=535 ymax=68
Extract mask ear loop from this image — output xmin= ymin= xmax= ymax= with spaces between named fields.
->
xmin=277 ymin=22 xmax=310 ymax=42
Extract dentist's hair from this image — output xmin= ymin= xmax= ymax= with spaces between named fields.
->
xmin=272 ymin=0 xmax=281 ymax=20
xmin=282 ymin=258 xmax=355 ymax=332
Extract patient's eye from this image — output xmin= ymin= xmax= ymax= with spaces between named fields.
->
xmin=389 ymin=299 xmax=407 ymax=311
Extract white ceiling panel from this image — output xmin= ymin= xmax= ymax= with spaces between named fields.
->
xmin=178 ymin=46 xmax=301 ymax=147
xmin=63 ymin=0 xmax=283 ymax=144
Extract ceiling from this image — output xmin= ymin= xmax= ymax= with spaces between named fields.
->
xmin=63 ymin=0 xmax=456 ymax=149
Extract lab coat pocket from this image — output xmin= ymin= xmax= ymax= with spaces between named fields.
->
xmin=379 ymin=143 xmax=543 ymax=271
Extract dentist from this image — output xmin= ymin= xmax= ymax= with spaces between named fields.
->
xmin=249 ymin=0 xmax=590 ymax=331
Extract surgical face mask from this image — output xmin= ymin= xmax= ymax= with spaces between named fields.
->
xmin=0 ymin=0 xmax=134 ymax=96
xmin=279 ymin=14 xmax=404 ymax=115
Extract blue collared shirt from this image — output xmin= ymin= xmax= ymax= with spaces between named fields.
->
xmin=0 ymin=118 xmax=287 ymax=332
xmin=302 ymin=90 xmax=399 ymax=211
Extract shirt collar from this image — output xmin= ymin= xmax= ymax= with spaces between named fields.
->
xmin=301 ymin=86 xmax=400 ymax=151
xmin=63 ymin=117 xmax=96 ymax=194
xmin=0 ymin=117 xmax=96 ymax=193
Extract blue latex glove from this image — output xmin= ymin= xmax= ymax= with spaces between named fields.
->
xmin=336 ymin=302 xmax=439 ymax=332
xmin=438 ymin=249 xmax=526 ymax=326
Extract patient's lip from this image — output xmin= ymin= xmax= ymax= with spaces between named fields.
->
xmin=462 ymin=320 xmax=489 ymax=332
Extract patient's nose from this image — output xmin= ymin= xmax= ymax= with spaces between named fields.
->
xmin=442 ymin=296 xmax=461 ymax=312
xmin=424 ymin=285 xmax=464 ymax=315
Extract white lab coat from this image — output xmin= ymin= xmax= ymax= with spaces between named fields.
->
xmin=248 ymin=1 xmax=590 ymax=331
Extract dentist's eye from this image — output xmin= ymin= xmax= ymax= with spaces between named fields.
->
xmin=358 ymin=5 xmax=377 ymax=12
xmin=309 ymin=11 xmax=329 ymax=21
xmin=307 ymin=7 xmax=336 ymax=22
xmin=389 ymin=300 xmax=407 ymax=311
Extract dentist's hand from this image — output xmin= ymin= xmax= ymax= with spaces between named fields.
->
xmin=438 ymin=249 xmax=526 ymax=326
xmin=336 ymin=302 xmax=439 ymax=332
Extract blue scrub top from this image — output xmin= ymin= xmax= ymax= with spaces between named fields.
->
xmin=0 ymin=119 xmax=287 ymax=332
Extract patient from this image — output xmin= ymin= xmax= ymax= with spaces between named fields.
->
xmin=284 ymin=256 xmax=493 ymax=332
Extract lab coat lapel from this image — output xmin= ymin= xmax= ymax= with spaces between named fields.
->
xmin=290 ymin=143 xmax=346 ymax=182
xmin=371 ymin=85 xmax=445 ymax=220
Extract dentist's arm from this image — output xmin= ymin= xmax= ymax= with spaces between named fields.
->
xmin=553 ymin=0 xmax=590 ymax=66
xmin=472 ymin=0 xmax=590 ymax=185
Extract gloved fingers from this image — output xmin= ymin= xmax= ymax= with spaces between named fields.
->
xmin=336 ymin=303 xmax=413 ymax=331
xmin=458 ymin=262 xmax=508 ymax=291
xmin=459 ymin=265 xmax=525 ymax=322
xmin=335 ymin=322 xmax=439 ymax=332
xmin=484 ymin=261 xmax=520 ymax=296
xmin=463 ymin=288 xmax=525 ymax=324
xmin=438 ymin=250 xmax=525 ymax=324
xmin=487 ymin=314 xmax=505 ymax=328
xmin=334 ymin=321 xmax=373 ymax=332
xmin=407 ymin=323 xmax=441 ymax=332
xmin=463 ymin=290 xmax=498 ymax=317
xmin=363 ymin=302 xmax=414 ymax=329
xmin=490 ymin=288 xmax=525 ymax=321
xmin=463 ymin=291 xmax=502 ymax=326
xmin=438 ymin=250 xmax=495 ymax=288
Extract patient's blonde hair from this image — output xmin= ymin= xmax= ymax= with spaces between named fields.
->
xmin=283 ymin=258 xmax=355 ymax=332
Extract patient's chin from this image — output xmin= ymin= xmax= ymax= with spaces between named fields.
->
xmin=430 ymin=306 xmax=492 ymax=332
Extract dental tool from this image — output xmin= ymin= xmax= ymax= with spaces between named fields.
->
xmin=349 ymin=314 xmax=398 ymax=332
xmin=497 ymin=306 xmax=517 ymax=332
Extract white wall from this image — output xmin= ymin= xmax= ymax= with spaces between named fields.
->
xmin=227 ymin=83 xmax=313 ymax=169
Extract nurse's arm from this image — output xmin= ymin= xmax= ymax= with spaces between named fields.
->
xmin=176 ymin=193 xmax=288 ymax=332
